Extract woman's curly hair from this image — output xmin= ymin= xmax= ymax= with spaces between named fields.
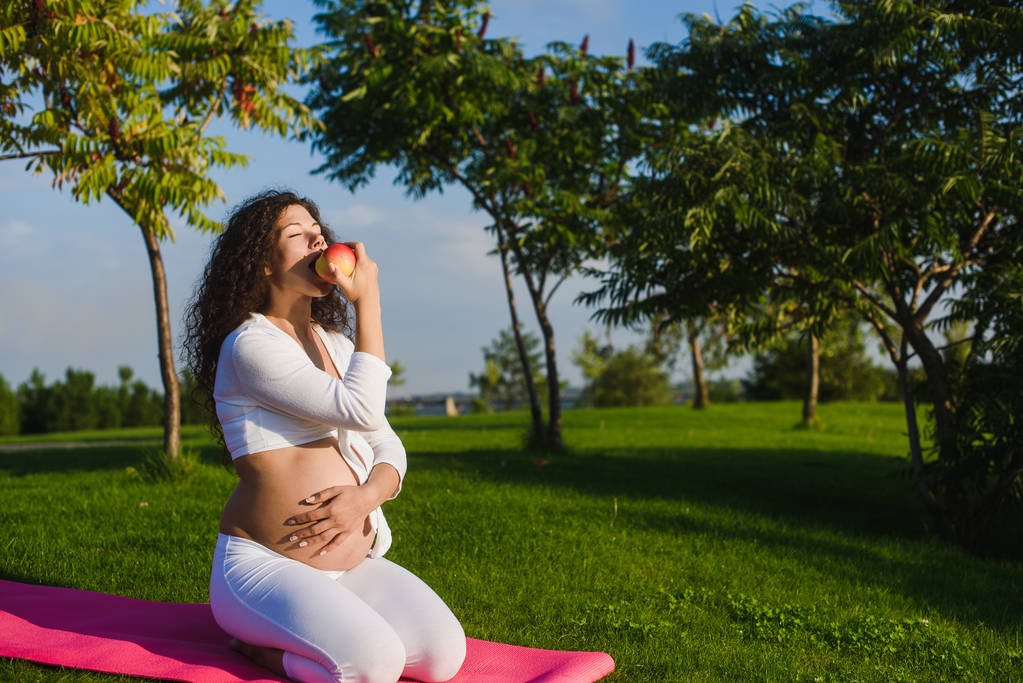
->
xmin=182 ymin=189 xmax=352 ymax=452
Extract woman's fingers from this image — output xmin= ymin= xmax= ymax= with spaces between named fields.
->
xmin=332 ymin=242 xmax=379 ymax=303
xmin=289 ymin=519 xmax=335 ymax=545
xmin=347 ymin=241 xmax=368 ymax=262
xmin=284 ymin=503 xmax=331 ymax=529
xmin=316 ymin=530 xmax=351 ymax=556
xmin=299 ymin=486 xmax=342 ymax=506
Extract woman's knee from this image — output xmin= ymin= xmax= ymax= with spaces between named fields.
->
xmin=412 ymin=613 xmax=467 ymax=682
xmin=284 ymin=637 xmax=405 ymax=683
xmin=344 ymin=628 xmax=407 ymax=683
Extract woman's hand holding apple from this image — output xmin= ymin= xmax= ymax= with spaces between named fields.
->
xmin=317 ymin=242 xmax=379 ymax=306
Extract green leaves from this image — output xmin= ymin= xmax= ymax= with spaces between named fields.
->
xmin=0 ymin=0 xmax=320 ymax=239
xmin=584 ymin=0 xmax=1023 ymax=546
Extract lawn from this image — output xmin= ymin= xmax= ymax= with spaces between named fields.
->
xmin=1 ymin=401 xmax=1021 ymax=682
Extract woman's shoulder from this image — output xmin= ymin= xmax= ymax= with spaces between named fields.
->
xmin=315 ymin=324 xmax=355 ymax=357
xmin=222 ymin=314 xmax=294 ymax=359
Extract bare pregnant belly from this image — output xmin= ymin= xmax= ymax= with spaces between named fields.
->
xmin=219 ymin=437 xmax=376 ymax=571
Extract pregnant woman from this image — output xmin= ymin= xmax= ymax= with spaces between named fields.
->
xmin=183 ymin=190 xmax=466 ymax=683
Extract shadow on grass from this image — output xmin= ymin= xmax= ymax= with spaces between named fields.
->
xmin=410 ymin=445 xmax=923 ymax=537
xmin=0 ymin=444 xmax=227 ymax=476
xmin=390 ymin=413 xmax=532 ymax=432
xmin=409 ymin=445 xmax=1023 ymax=631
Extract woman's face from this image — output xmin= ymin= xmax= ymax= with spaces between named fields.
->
xmin=265 ymin=204 xmax=333 ymax=299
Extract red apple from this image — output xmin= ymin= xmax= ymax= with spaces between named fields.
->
xmin=315 ymin=243 xmax=357 ymax=280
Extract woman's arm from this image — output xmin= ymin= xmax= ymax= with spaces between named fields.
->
xmin=231 ymin=328 xmax=391 ymax=431
xmin=323 ymin=242 xmax=386 ymax=364
xmin=357 ymin=422 xmax=406 ymax=498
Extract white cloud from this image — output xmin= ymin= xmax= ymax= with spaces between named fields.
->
xmin=339 ymin=203 xmax=386 ymax=228
xmin=0 ymin=219 xmax=36 ymax=247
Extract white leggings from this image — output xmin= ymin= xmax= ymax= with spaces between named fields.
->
xmin=210 ymin=534 xmax=466 ymax=683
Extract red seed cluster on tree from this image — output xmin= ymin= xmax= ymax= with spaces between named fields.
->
xmin=627 ymin=39 xmax=635 ymax=70
xmin=364 ymin=31 xmax=378 ymax=58
xmin=580 ymin=34 xmax=589 ymax=56
xmin=477 ymin=11 xmax=490 ymax=39
xmin=231 ymin=79 xmax=256 ymax=116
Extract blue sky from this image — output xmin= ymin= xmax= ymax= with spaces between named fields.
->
xmin=0 ymin=0 xmax=813 ymax=397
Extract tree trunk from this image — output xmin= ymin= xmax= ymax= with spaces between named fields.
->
xmin=500 ymin=223 xmax=563 ymax=452
xmin=902 ymin=318 xmax=967 ymax=532
xmin=536 ymin=301 xmax=562 ymax=451
xmin=802 ymin=331 xmax=819 ymax=426
xmin=518 ymin=278 xmax=562 ymax=451
xmin=903 ymin=320 xmax=956 ymax=461
xmin=511 ymin=255 xmax=563 ymax=450
xmin=688 ymin=323 xmax=708 ymax=409
xmin=495 ymin=226 xmax=544 ymax=445
xmin=894 ymin=344 xmax=944 ymax=530
xmin=139 ymin=223 xmax=181 ymax=458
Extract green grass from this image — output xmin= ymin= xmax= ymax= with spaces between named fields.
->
xmin=1 ymin=402 xmax=1021 ymax=682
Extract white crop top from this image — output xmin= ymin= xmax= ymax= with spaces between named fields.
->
xmin=213 ymin=312 xmax=406 ymax=557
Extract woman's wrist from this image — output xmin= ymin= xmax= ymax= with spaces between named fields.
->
xmin=353 ymin=293 xmax=381 ymax=311
xmin=353 ymin=298 xmax=385 ymax=362
xmin=360 ymin=464 xmax=400 ymax=508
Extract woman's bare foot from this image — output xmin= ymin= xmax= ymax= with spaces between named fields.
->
xmin=229 ymin=637 xmax=287 ymax=676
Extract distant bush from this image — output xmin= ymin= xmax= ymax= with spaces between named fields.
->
xmin=707 ymin=379 xmax=743 ymax=403
xmin=591 ymin=347 xmax=673 ymax=407
xmin=743 ymin=323 xmax=889 ymax=402
xmin=573 ymin=329 xmax=674 ymax=408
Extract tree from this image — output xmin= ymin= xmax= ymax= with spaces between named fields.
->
xmin=94 ymin=384 xmax=122 ymax=429
xmin=0 ymin=0 xmax=319 ymax=457
xmin=0 ymin=374 xmax=18 ymax=436
xmin=572 ymin=327 xmax=613 ymax=408
xmin=649 ymin=316 xmax=729 ymax=410
xmin=592 ymin=347 xmax=672 ymax=407
xmin=123 ymin=379 xmax=163 ymax=427
xmin=572 ymin=328 xmax=672 ymax=407
xmin=588 ymin=1 xmax=1023 ymax=546
xmin=579 ymin=111 xmax=748 ymax=411
xmin=16 ymin=369 xmax=53 ymax=434
xmin=178 ymin=368 xmax=213 ymax=426
xmin=388 ymin=359 xmax=407 ymax=389
xmin=51 ymin=367 xmax=100 ymax=432
xmin=469 ymin=327 xmax=547 ymax=412
xmin=307 ymin=0 xmax=652 ymax=450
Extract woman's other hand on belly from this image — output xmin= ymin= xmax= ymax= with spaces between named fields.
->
xmin=285 ymin=484 xmax=377 ymax=557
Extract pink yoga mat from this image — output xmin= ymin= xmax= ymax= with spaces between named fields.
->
xmin=0 ymin=580 xmax=613 ymax=682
